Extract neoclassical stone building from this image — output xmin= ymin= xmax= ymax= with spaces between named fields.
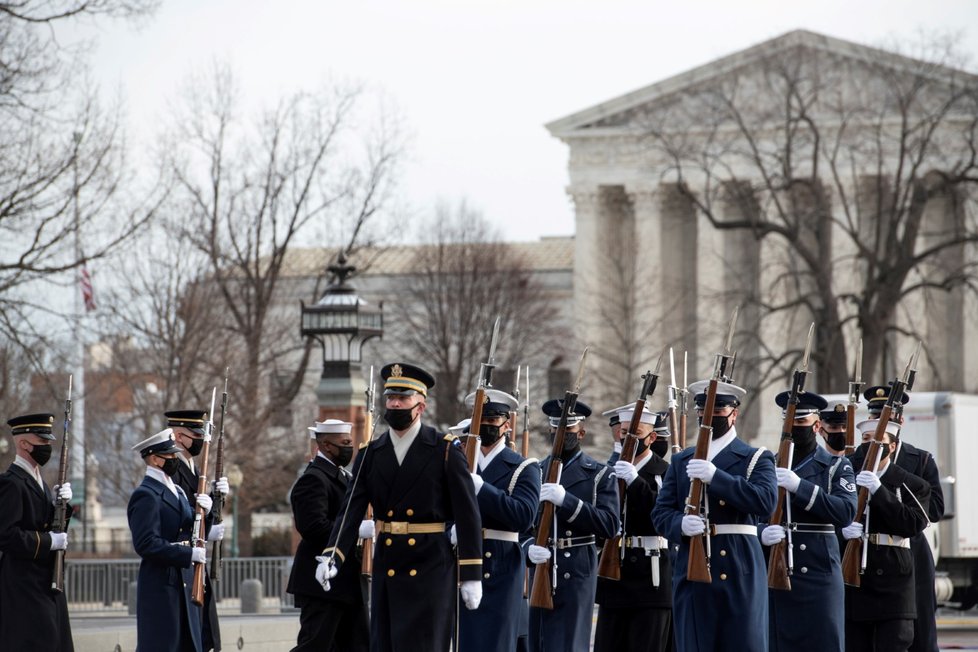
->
xmin=546 ymin=30 xmax=978 ymax=446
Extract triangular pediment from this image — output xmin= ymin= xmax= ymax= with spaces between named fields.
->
xmin=546 ymin=29 xmax=978 ymax=138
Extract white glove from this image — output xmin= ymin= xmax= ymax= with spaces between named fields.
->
xmin=206 ymin=523 xmax=226 ymax=542
xmin=856 ymin=470 xmax=882 ymax=495
xmin=842 ymin=522 xmax=864 ymax=540
xmin=528 ymin=544 xmax=551 ymax=564
xmin=539 ymin=483 xmax=566 ymax=507
xmin=314 ymin=555 xmax=339 ymax=591
xmin=613 ymin=460 xmax=639 ymax=486
xmin=761 ymin=524 xmax=786 ymax=546
xmin=450 ymin=524 xmax=457 ymax=546
xmin=460 ymin=580 xmax=482 ymax=610
xmin=681 ymin=514 xmax=706 ymax=536
xmin=470 ymin=472 xmax=484 ymax=495
xmin=50 ymin=532 xmax=68 ymax=551
xmin=53 ymin=483 xmax=73 ymax=503
xmin=686 ymin=459 xmax=717 ymax=484
xmin=195 ymin=493 xmax=213 ymax=514
xmin=214 ymin=477 xmax=230 ymax=496
xmin=776 ymin=468 xmax=801 ymax=493
xmin=191 ymin=546 xmax=206 ymax=564
xmin=359 ymin=520 xmax=376 ymax=539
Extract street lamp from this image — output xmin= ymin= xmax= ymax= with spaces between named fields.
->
xmin=300 ymin=252 xmax=383 ymax=448
xmin=226 ymin=464 xmax=243 ymax=558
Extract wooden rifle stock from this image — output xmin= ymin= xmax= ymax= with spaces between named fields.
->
xmin=465 ymin=387 xmax=486 ymax=472
xmin=766 ymin=404 xmax=797 ymax=591
xmin=362 ymin=366 xmax=377 ymax=578
xmin=51 ymin=376 xmax=73 ymax=592
xmin=845 ymin=403 xmax=856 ymax=456
xmin=685 ymin=379 xmax=717 ymax=584
xmin=192 ymin=390 xmax=216 ymax=606
xmin=209 ymin=374 xmax=229 ymax=582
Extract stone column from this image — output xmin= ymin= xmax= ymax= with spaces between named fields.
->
xmin=656 ymin=183 xmax=699 ymax=373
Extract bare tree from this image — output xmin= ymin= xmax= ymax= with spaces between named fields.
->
xmin=162 ymin=65 xmax=404 ymax=554
xmin=643 ymin=34 xmax=978 ymax=391
xmin=394 ymin=201 xmax=565 ymax=426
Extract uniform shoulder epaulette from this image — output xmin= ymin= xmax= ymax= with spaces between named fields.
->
xmin=443 ymin=433 xmax=459 ymax=444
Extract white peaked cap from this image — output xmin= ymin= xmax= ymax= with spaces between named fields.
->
xmin=856 ymin=419 xmax=900 ymax=437
xmin=308 ymin=419 xmax=353 ymax=438
xmin=449 ymin=418 xmax=472 ymax=435
xmin=132 ymin=428 xmax=181 ymax=457
xmin=617 ymin=404 xmax=656 ymax=427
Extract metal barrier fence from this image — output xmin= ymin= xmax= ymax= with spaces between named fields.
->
xmin=65 ymin=557 xmax=295 ymax=612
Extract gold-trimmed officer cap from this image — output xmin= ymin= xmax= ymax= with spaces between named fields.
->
xmin=7 ymin=413 xmax=56 ymax=440
xmin=819 ymin=403 xmax=848 ymax=426
xmin=164 ymin=409 xmax=207 ymax=435
xmin=132 ymin=428 xmax=182 ymax=457
xmin=863 ymin=384 xmax=910 ymax=414
xmin=381 ymin=363 xmax=435 ymax=397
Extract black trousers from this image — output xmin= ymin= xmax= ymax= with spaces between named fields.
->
xmin=846 ymin=618 xmax=913 ymax=652
xmin=593 ymin=605 xmax=674 ymax=652
xmin=291 ymin=597 xmax=369 ymax=652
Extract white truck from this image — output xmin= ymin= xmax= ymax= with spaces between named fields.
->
xmin=824 ymin=391 xmax=978 ymax=608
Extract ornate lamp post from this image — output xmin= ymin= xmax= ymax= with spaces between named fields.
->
xmin=300 ymin=253 xmax=383 ymax=449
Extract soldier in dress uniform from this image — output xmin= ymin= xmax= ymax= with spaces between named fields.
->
xmin=164 ymin=409 xmax=230 ymax=652
xmin=851 ymin=386 xmax=944 ymax=652
xmin=601 ymin=406 xmax=623 ymax=465
xmin=760 ymin=391 xmax=857 ymax=652
xmin=651 ymin=380 xmax=778 ymax=652
xmin=287 ymin=419 xmax=370 ymax=652
xmin=594 ymin=404 xmax=673 ymax=652
xmin=0 ymin=413 xmax=74 ymax=652
xmin=317 ymin=362 xmax=483 ymax=652
xmin=128 ymin=428 xmax=208 ymax=652
xmin=819 ymin=403 xmax=849 ymax=457
xmin=842 ymin=419 xmax=931 ymax=652
xmin=456 ymin=389 xmax=541 ymax=652
xmin=524 ymin=398 xmax=619 ymax=652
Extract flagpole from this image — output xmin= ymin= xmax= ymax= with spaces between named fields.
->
xmin=72 ymin=130 xmax=88 ymax=552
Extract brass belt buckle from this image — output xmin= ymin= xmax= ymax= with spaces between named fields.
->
xmin=390 ymin=521 xmax=408 ymax=535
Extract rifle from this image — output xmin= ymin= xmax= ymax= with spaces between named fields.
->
xmin=528 ymin=348 xmax=588 ymax=609
xmin=841 ymin=342 xmax=920 ymax=587
xmin=667 ymin=349 xmax=683 ymax=455
xmin=597 ymin=359 xmax=662 ymax=580
xmin=51 ymin=375 xmax=73 ymax=593
xmin=679 ymin=351 xmax=689 ymax=449
xmin=209 ymin=371 xmax=229 ymax=582
xmin=509 ymin=366 xmax=522 ymax=451
xmin=464 ymin=317 xmax=501 ymax=472
xmin=191 ymin=388 xmax=217 ymax=606
xmin=362 ymin=365 xmax=377 ymax=578
xmin=767 ymin=324 xmax=814 ymax=591
xmin=520 ymin=366 xmax=530 ymax=459
xmin=845 ymin=340 xmax=863 ymax=456
xmin=685 ymin=308 xmax=738 ymax=584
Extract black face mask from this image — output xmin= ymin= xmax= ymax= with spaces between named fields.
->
xmin=878 ymin=442 xmax=891 ymax=460
xmin=650 ymin=438 xmax=670 ymax=458
xmin=29 ymin=443 xmax=52 ymax=467
xmin=330 ymin=444 xmax=354 ymax=467
xmin=186 ymin=438 xmax=204 ymax=457
xmin=825 ymin=432 xmax=847 ymax=453
xmin=479 ymin=423 xmax=505 ymax=448
xmin=161 ymin=457 xmax=181 ymax=477
xmin=791 ymin=424 xmax=818 ymax=463
xmin=551 ymin=431 xmax=581 ymax=462
xmin=709 ymin=416 xmax=732 ymax=440
xmin=384 ymin=407 xmax=417 ymax=431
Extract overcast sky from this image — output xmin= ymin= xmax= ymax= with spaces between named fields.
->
xmin=65 ymin=0 xmax=978 ymax=244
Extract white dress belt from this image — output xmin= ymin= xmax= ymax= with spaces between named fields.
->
xmin=483 ymin=528 xmax=519 ymax=543
xmin=624 ymin=535 xmax=669 ymax=550
xmin=710 ymin=524 xmax=758 ymax=536
xmin=868 ymin=533 xmax=911 ymax=548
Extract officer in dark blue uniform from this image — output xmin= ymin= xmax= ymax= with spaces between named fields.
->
xmin=0 ymin=413 xmax=74 ymax=652
xmin=128 ymin=428 xmax=207 ymax=652
xmin=457 ymin=389 xmax=541 ymax=652
xmin=843 ymin=419 xmax=931 ymax=652
xmin=651 ymin=380 xmax=778 ymax=652
xmin=819 ymin=403 xmax=849 ymax=457
xmin=760 ymin=391 xmax=856 ymax=651
xmin=164 ymin=409 xmax=229 ymax=652
xmin=595 ymin=405 xmax=673 ymax=652
xmin=287 ymin=419 xmax=369 ymax=651
xmin=318 ymin=362 xmax=483 ymax=652
xmin=601 ymin=406 xmax=623 ymax=465
xmin=525 ymin=398 xmax=619 ymax=652
xmin=852 ymin=386 xmax=944 ymax=652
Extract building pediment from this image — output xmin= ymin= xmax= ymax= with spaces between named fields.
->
xmin=546 ymin=29 xmax=978 ymax=139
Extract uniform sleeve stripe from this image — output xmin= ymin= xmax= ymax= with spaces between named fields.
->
xmin=458 ymin=559 xmax=483 ymax=565
xmin=804 ymin=485 xmax=819 ymax=511
xmin=320 ymin=546 xmax=345 ymax=563
xmin=567 ymin=500 xmax=583 ymax=523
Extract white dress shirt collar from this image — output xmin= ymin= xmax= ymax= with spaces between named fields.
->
xmin=13 ymin=455 xmax=43 ymax=489
xmin=707 ymin=426 xmax=738 ymax=462
xmin=478 ymin=437 xmax=507 ymax=472
xmin=391 ymin=419 xmax=422 ymax=465
xmin=145 ymin=465 xmax=179 ymax=497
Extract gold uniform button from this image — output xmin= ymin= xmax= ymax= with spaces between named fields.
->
xmin=720 ymin=573 xmax=728 ymax=580
xmin=485 ymin=552 xmax=492 ymax=558
xmin=387 ymin=569 xmax=395 ymax=577
xmin=406 ymin=508 xmax=414 ymax=516
xmin=719 ymin=500 xmax=726 ymax=506
xmin=720 ymin=550 xmax=727 ymax=557
xmin=387 ymin=510 xmax=394 ymax=517
xmin=409 ymin=569 xmax=417 ymax=577
xmin=408 ymin=538 xmax=416 ymax=546
xmin=385 ymin=538 xmax=393 ymax=546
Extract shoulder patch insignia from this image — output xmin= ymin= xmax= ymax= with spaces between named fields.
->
xmin=841 ymin=477 xmax=856 ymax=493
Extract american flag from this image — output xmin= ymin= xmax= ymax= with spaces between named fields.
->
xmin=80 ymin=264 xmax=96 ymax=312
